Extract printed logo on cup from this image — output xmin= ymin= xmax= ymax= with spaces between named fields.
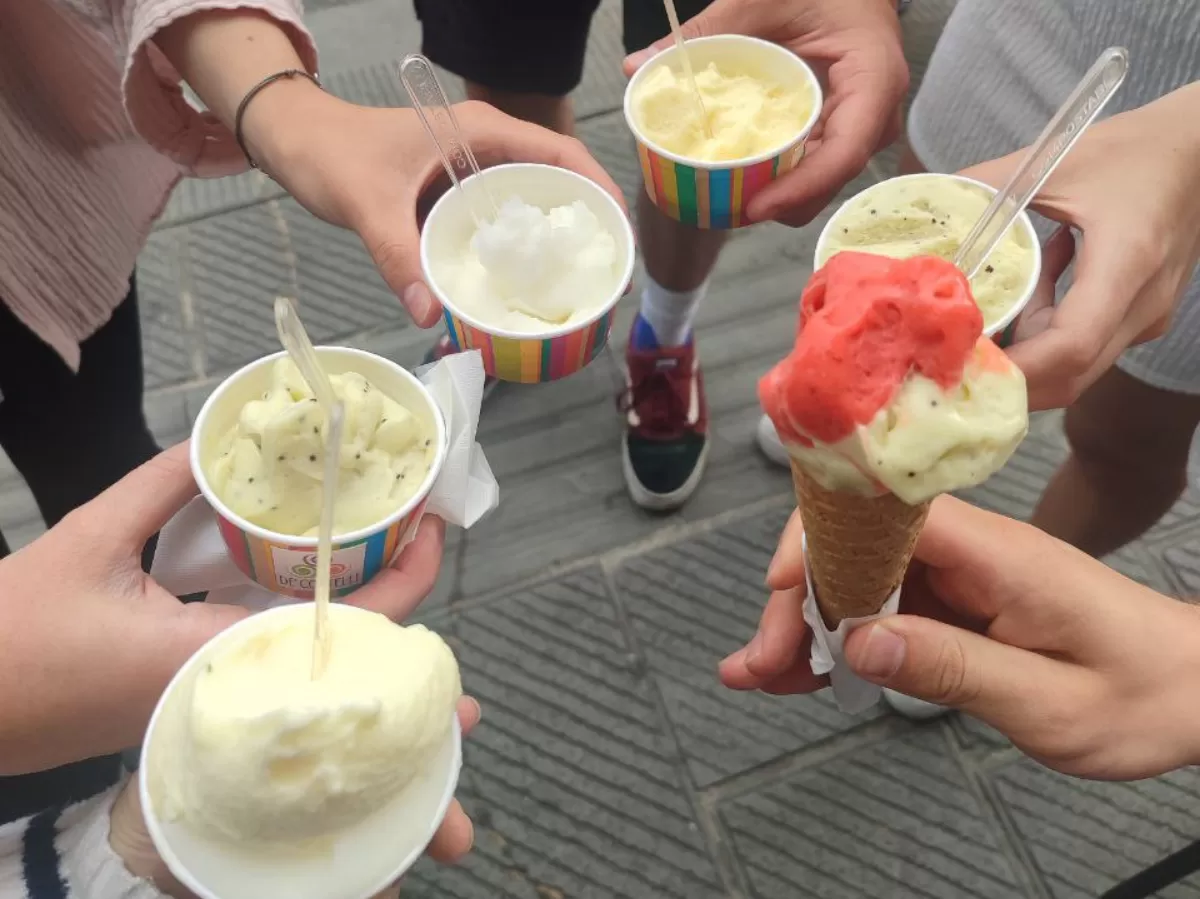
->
xmin=270 ymin=545 xmax=367 ymax=593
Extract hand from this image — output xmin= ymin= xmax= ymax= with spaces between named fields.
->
xmin=721 ymin=497 xmax=1200 ymax=780
xmin=0 ymin=442 xmax=446 ymax=775
xmin=961 ymin=82 xmax=1200 ymax=410
xmin=250 ymin=83 xmax=628 ymax=327
xmin=623 ymin=0 xmax=909 ymax=226
xmin=155 ymin=10 xmax=628 ymax=329
xmin=109 ymin=696 xmax=482 ymax=899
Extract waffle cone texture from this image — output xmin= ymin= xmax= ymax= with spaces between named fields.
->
xmin=790 ymin=461 xmax=930 ymax=626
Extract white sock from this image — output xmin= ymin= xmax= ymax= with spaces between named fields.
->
xmin=637 ymin=277 xmax=709 ymax=347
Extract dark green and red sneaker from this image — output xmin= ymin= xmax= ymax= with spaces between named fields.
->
xmin=618 ymin=316 xmax=709 ymax=511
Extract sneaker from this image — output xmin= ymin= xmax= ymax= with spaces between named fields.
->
xmin=422 ymin=333 xmax=498 ymax=401
xmin=619 ymin=317 xmax=710 ymax=511
xmin=756 ymin=414 xmax=789 ymax=467
xmin=883 ymin=689 xmax=951 ymax=720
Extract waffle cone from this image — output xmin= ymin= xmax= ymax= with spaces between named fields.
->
xmin=790 ymin=461 xmax=930 ymax=627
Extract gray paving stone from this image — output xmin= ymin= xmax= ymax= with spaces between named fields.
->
xmin=722 ymin=728 xmax=1024 ymax=899
xmin=137 ymin=230 xmax=196 ymax=388
xmin=182 ymin=198 xmax=414 ymax=379
xmin=614 ymin=506 xmax=886 ymax=787
xmin=418 ymin=568 xmax=726 ymax=899
xmin=1165 ymin=541 xmax=1200 ymax=597
xmin=993 ymin=759 xmax=1200 ymax=899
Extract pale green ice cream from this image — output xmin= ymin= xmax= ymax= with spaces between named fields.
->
xmin=818 ymin=175 xmax=1036 ymax=328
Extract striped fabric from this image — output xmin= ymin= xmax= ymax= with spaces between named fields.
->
xmin=0 ymin=783 xmax=166 ymax=898
xmin=907 ymin=0 xmax=1200 ymax=394
xmin=0 ymin=0 xmax=316 ymax=370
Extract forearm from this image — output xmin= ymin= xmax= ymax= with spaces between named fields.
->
xmin=153 ymin=9 xmax=334 ymax=171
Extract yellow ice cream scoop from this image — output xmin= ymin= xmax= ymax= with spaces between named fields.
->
xmin=155 ymin=609 xmax=462 ymax=844
xmin=632 ymin=60 xmax=813 ymax=162
xmin=207 ymin=358 xmax=435 ymax=537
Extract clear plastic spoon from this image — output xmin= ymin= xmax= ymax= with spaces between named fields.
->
xmin=399 ymin=53 xmax=499 ymax=227
xmin=273 ymin=297 xmax=341 ymax=678
xmin=953 ymin=46 xmax=1128 ymax=280
xmin=662 ymin=0 xmax=712 ymax=138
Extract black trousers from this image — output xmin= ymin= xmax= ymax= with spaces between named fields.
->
xmin=0 ymin=277 xmax=161 ymax=824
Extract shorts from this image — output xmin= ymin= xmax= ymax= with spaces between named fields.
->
xmin=907 ymin=0 xmax=1200 ymax=394
xmin=414 ymin=0 xmax=714 ymax=96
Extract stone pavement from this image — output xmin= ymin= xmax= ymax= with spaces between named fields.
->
xmin=6 ymin=1 xmax=1200 ymax=896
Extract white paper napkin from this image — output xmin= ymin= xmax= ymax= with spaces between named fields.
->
xmin=800 ymin=534 xmax=902 ymax=715
xmin=150 ymin=352 xmax=498 ymax=609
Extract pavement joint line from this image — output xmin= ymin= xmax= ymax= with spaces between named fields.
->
xmin=599 ymin=563 xmax=753 ymax=899
xmin=699 ymin=715 xmax=916 ymax=806
xmin=440 ymin=494 xmax=794 ymax=615
xmin=176 ymin=228 xmax=207 ymax=380
xmin=944 ymin=725 xmax=1053 ymax=899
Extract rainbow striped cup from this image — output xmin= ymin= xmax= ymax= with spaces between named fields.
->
xmin=624 ymin=34 xmax=822 ymax=230
xmin=420 ymin=163 xmax=635 ymax=384
xmin=190 ymin=347 xmax=448 ymax=600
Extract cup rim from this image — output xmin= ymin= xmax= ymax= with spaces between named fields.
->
xmin=189 ymin=346 xmax=449 ymax=547
xmin=813 ymin=172 xmax=1044 ymax=338
xmin=139 ymin=603 xmax=463 ymax=899
xmin=622 ymin=33 xmax=824 ymax=171
xmin=419 ymin=162 xmax=636 ymax=341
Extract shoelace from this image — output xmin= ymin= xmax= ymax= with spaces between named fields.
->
xmin=619 ymin=366 xmax=689 ymax=436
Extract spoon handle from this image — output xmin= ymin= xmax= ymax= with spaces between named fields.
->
xmin=954 ymin=46 xmax=1129 ymax=280
xmin=399 ymin=53 xmax=498 ymax=226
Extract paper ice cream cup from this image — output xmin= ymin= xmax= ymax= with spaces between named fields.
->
xmin=190 ymin=347 xmax=448 ymax=600
xmin=140 ymin=604 xmax=462 ymax=899
xmin=420 ymin=162 xmax=635 ymax=384
xmin=814 ymin=173 xmax=1043 ymax=343
xmin=623 ymin=34 xmax=822 ymax=230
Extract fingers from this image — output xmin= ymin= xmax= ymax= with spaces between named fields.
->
xmin=719 ymin=586 xmax=816 ymax=691
xmin=78 ymin=442 xmax=199 ymax=553
xmin=348 ymin=516 xmax=446 ymax=620
xmin=415 ymin=695 xmax=481 ymax=867
xmin=1009 ymin=226 xmax=1075 ymax=346
xmin=1006 ymin=226 xmax=1148 ymax=410
xmin=765 ymin=508 xmax=805 ymax=589
xmin=358 ymin=215 xmax=442 ymax=327
xmin=748 ymin=67 xmax=907 ymax=226
xmin=462 ymin=103 xmax=627 ymax=214
xmin=844 ymin=614 xmax=1076 ymax=726
xmin=456 ymin=695 xmax=481 ymax=736
xmin=425 ymin=799 xmax=474 ymax=864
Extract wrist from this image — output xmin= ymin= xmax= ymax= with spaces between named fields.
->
xmin=239 ymin=75 xmax=345 ymax=175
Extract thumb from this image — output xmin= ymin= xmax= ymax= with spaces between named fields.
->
xmin=357 ymin=216 xmax=443 ymax=328
xmin=81 ymin=442 xmax=199 ymax=554
xmin=622 ymin=0 xmax=739 ymax=75
xmin=845 ymin=615 xmax=1069 ymax=720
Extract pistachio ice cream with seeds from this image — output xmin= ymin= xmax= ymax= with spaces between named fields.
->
xmin=206 ymin=359 xmax=435 ymax=536
xmin=818 ymin=175 xmax=1036 ymax=328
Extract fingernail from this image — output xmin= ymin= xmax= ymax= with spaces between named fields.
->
xmin=402 ymin=282 xmax=431 ymax=321
xmin=467 ymin=696 xmax=482 ymax=722
xmin=745 ymin=632 xmax=764 ymax=664
xmin=853 ymin=624 xmax=906 ymax=680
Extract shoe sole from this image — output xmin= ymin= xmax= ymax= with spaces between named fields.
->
xmin=755 ymin=414 xmax=790 ymax=468
xmin=621 ymin=438 xmax=711 ymax=512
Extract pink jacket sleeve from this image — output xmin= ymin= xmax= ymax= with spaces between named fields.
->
xmin=114 ymin=0 xmax=319 ymax=177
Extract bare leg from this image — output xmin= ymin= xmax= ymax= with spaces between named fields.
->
xmin=636 ymin=189 xmax=727 ymax=291
xmin=464 ymin=83 xmax=576 ymax=135
xmin=1031 ymin=368 xmax=1200 ymax=556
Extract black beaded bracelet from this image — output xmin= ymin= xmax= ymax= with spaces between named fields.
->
xmin=233 ymin=68 xmax=322 ymax=170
